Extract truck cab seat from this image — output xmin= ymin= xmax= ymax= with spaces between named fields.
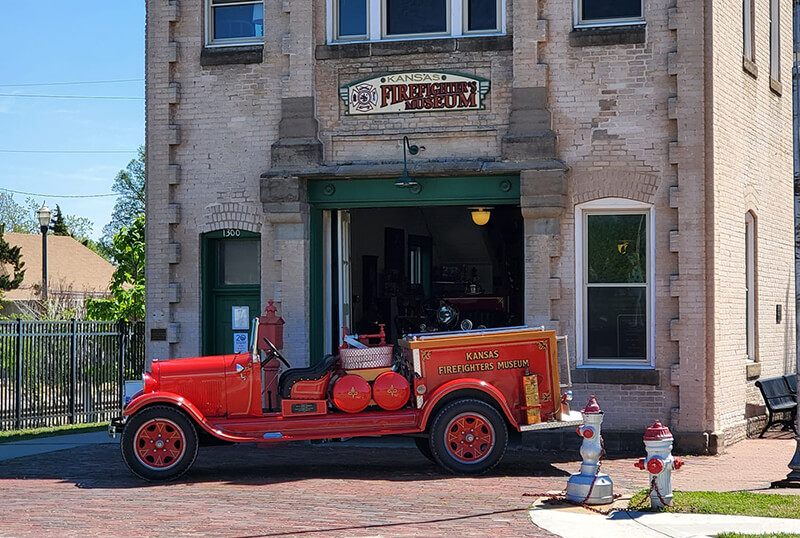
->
xmin=278 ymin=354 xmax=339 ymax=400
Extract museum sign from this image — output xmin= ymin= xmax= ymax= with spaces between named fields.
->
xmin=340 ymin=71 xmax=491 ymax=115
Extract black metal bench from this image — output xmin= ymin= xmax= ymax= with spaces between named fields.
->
xmin=755 ymin=375 xmax=798 ymax=437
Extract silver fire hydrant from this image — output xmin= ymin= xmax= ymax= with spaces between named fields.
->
xmin=634 ymin=420 xmax=685 ymax=509
xmin=565 ymin=396 xmax=614 ymax=505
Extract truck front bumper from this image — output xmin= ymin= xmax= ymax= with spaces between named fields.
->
xmin=108 ymin=416 xmax=127 ymax=438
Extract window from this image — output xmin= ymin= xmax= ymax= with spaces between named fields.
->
xmin=576 ymin=199 xmax=653 ymax=367
xmin=743 ymin=0 xmax=755 ymax=63
xmin=575 ymin=0 xmax=643 ymax=27
xmin=330 ymin=0 xmax=504 ymax=42
xmin=207 ymin=0 xmax=264 ymax=46
xmin=769 ymin=0 xmax=780 ymax=82
xmin=745 ymin=212 xmax=757 ymax=361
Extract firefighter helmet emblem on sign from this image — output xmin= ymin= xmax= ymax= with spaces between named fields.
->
xmin=351 ymin=83 xmax=378 ymax=112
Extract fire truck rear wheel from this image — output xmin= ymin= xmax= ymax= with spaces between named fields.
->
xmin=430 ymin=399 xmax=508 ymax=475
xmin=120 ymin=405 xmax=199 ymax=482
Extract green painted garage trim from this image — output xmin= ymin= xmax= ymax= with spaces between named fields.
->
xmin=308 ymin=175 xmax=520 ymax=208
xmin=309 ymin=175 xmax=520 ymax=361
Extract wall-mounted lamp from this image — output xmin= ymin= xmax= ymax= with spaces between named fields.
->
xmin=395 ymin=136 xmax=420 ymax=188
xmin=470 ymin=207 xmax=492 ymax=226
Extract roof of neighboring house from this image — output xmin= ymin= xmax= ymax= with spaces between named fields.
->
xmin=0 ymin=232 xmax=115 ymax=300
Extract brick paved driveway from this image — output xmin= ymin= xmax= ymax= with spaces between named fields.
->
xmin=0 ymin=439 xmax=580 ymax=537
xmin=2 ymin=435 xmax=795 ymax=537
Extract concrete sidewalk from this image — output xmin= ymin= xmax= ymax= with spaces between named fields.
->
xmin=530 ymin=434 xmax=800 ymax=538
xmin=0 ymin=431 xmax=116 ymax=462
xmin=529 ymin=500 xmax=800 ymax=538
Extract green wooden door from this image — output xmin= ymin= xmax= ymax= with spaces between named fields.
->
xmin=202 ymin=230 xmax=261 ymax=355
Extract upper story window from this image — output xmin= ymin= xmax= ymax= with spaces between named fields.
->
xmin=743 ymin=0 xmax=755 ymax=63
xmin=330 ymin=0 xmax=504 ymax=43
xmin=745 ymin=211 xmax=757 ymax=361
xmin=769 ymin=0 xmax=780 ymax=83
xmin=575 ymin=0 xmax=644 ymax=27
xmin=207 ymin=0 xmax=264 ymax=46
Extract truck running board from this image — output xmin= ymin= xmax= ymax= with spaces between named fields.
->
xmin=519 ymin=410 xmax=583 ymax=432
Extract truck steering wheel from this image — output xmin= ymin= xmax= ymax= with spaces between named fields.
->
xmin=262 ymin=337 xmax=291 ymax=368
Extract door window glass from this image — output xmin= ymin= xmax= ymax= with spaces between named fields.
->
xmin=218 ymin=240 xmax=260 ymax=285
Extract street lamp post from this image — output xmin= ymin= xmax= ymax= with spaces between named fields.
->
xmin=36 ymin=202 xmax=52 ymax=303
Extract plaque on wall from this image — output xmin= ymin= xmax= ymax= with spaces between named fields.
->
xmin=339 ymin=71 xmax=490 ymax=115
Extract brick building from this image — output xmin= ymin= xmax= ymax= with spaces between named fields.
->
xmin=145 ymin=0 xmax=795 ymax=452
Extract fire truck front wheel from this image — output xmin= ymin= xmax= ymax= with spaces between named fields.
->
xmin=429 ymin=399 xmax=508 ymax=475
xmin=120 ymin=405 xmax=199 ymax=481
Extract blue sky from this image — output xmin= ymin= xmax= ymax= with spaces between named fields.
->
xmin=0 ymin=1 xmax=145 ymax=239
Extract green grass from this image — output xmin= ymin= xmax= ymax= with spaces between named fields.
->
xmin=0 ymin=423 xmax=108 ymax=444
xmin=629 ymin=490 xmax=800 ymax=519
xmin=717 ymin=534 xmax=800 ymax=538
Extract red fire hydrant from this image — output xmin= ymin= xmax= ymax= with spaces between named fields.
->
xmin=634 ymin=420 xmax=684 ymax=509
xmin=257 ymin=300 xmax=285 ymax=411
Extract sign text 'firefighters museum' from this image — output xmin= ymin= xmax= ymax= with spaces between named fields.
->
xmin=340 ymin=71 xmax=491 ymax=115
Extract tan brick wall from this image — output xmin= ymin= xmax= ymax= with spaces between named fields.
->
xmin=710 ymin=0 xmax=795 ymax=440
xmin=144 ymin=0 xmax=795 ymax=446
xmin=541 ymin=0 xmax=682 ymax=431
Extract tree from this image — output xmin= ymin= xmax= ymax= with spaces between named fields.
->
xmin=0 ymin=192 xmax=37 ymax=234
xmin=51 ymin=205 xmax=69 ymax=236
xmin=0 ymin=224 xmax=25 ymax=292
xmin=86 ymin=215 xmax=145 ymax=321
xmin=102 ymin=145 xmax=145 ymax=247
xmin=0 ymin=193 xmax=94 ymax=241
xmin=64 ymin=214 xmax=93 ymax=243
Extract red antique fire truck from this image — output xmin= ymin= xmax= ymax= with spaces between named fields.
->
xmin=110 ymin=311 xmax=581 ymax=481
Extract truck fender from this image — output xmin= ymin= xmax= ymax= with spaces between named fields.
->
xmin=418 ymin=378 xmax=519 ymax=431
xmin=123 ymin=391 xmax=251 ymax=443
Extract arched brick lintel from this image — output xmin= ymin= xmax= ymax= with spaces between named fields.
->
xmin=198 ymin=203 xmax=263 ymax=235
xmin=571 ymin=170 xmax=660 ymax=206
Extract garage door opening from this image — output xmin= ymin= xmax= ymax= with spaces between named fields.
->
xmin=321 ymin=205 xmax=524 ymax=354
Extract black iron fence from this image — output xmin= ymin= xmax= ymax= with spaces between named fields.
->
xmin=0 ymin=320 xmax=145 ymax=430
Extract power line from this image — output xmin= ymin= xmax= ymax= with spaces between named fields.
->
xmin=0 ymin=187 xmax=117 ymax=199
xmin=0 ymin=93 xmax=143 ymax=100
xmin=0 ymin=149 xmax=135 ymax=154
xmin=0 ymin=78 xmax=144 ymax=88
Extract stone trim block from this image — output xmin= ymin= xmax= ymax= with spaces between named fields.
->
xmin=168 ymin=282 xmax=181 ymax=303
xmin=572 ymin=368 xmax=660 ymax=385
xmin=315 ymin=35 xmax=513 ymax=60
xmin=167 ymin=204 xmax=181 ymax=224
xmin=168 ymin=125 xmax=181 ymax=145
xmin=168 ymin=164 xmax=181 ymax=185
xmin=200 ymin=45 xmax=263 ymax=66
xmin=569 ymin=25 xmax=646 ymax=47
xmin=168 ymin=243 xmax=181 ymax=264
xmin=167 ymin=322 xmax=180 ymax=344
xmin=168 ymin=82 xmax=180 ymax=104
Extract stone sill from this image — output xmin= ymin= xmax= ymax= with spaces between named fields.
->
xmin=316 ymin=35 xmax=512 ymax=60
xmin=770 ymin=77 xmax=783 ymax=96
xmin=746 ymin=361 xmax=761 ymax=379
xmin=200 ymin=45 xmax=263 ymax=66
xmin=572 ymin=368 xmax=659 ymax=385
xmin=743 ymin=57 xmax=758 ymax=79
xmin=569 ymin=24 xmax=646 ymax=47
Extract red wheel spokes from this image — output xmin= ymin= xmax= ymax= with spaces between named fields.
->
xmin=445 ymin=413 xmax=495 ymax=463
xmin=134 ymin=419 xmax=186 ymax=470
